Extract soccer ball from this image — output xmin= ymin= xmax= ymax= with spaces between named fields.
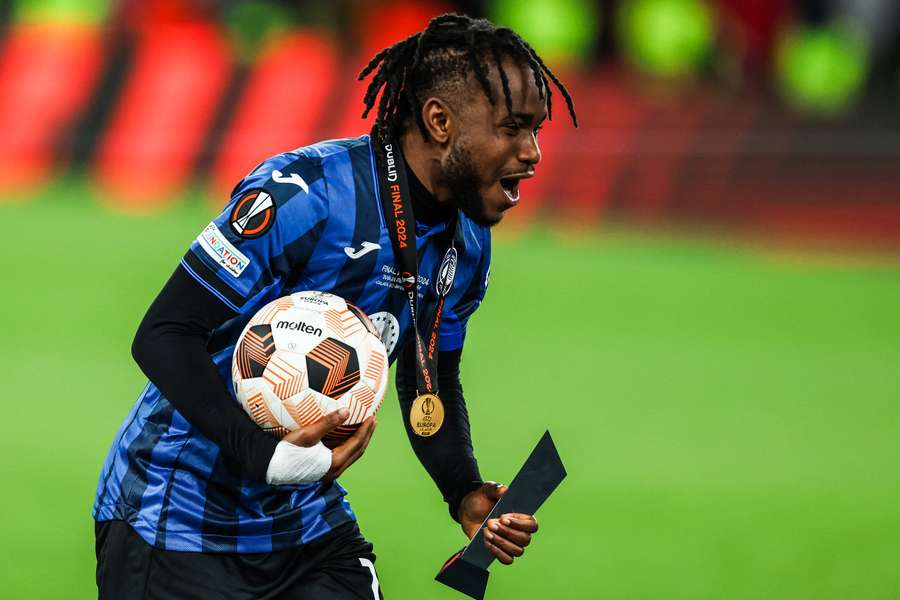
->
xmin=232 ymin=291 xmax=389 ymax=448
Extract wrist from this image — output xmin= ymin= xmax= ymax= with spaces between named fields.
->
xmin=244 ymin=429 xmax=280 ymax=481
xmin=265 ymin=440 xmax=332 ymax=485
xmin=449 ymin=479 xmax=485 ymax=524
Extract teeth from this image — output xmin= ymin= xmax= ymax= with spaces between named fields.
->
xmin=502 ymin=185 xmax=520 ymax=204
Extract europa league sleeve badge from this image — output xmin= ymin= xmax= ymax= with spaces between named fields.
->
xmin=410 ymin=393 xmax=444 ymax=437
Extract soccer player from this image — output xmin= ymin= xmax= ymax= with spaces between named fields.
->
xmin=94 ymin=14 xmax=576 ymax=599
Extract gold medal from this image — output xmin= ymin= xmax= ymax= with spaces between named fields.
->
xmin=409 ymin=393 xmax=444 ymax=437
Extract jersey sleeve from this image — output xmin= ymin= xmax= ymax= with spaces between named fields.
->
xmin=181 ymin=152 xmax=329 ymax=314
xmin=438 ymin=226 xmax=491 ymax=352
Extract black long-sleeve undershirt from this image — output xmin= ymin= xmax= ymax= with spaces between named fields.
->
xmin=395 ymin=343 xmax=483 ymax=522
xmin=131 ymin=266 xmax=278 ymax=481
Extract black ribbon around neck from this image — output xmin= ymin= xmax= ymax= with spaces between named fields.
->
xmin=372 ymin=134 xmax=458 ymax=396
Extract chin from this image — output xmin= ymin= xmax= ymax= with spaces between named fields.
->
xmin=484 ymin=202 xmax=512 ymax=227
xmin=456 ymin=186 xmax=514 ymax=227
xmin=465 ymin=205 xmax=504 ymax=227
xmin=482 ymin=213 xmax=504 ymax=227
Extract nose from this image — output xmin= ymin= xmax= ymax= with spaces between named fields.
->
xmin=518 ymin=131 xmax=542 ymax=166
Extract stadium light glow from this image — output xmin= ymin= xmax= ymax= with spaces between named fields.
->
xmin=15 ymin=0 xmax=110 ymax=24
xmin=775 ymin=23 xmax=869 ymax=115
xmin=617 ymin=0 xmax=714 ymax=78
xmin=490 ymin=0 xmax=597 ymax=66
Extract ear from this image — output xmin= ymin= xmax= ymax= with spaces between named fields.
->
xmin=420 ymin=97 xmax=454 ymax=145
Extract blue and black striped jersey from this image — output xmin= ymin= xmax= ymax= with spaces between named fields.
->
xmin=93 ymin=135 xmax=491 ymax=553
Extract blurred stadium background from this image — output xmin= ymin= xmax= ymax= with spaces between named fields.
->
xmin=1 ymin=0 xmax=899 ymax=598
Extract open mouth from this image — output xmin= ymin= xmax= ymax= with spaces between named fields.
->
xmin=498 ymin=170 xmax=533 ymax=206
xmin=500 ymin=177 xmax=521 ymax=204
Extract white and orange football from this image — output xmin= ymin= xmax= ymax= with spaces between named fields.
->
xmin=232 ymin=291 xmax=388 ymax=448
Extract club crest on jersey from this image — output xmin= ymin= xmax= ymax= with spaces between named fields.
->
xmin=436 ymin=247 xmax=458 ymax=297
xmin=231 ymin=189 xmax=276 ymax=238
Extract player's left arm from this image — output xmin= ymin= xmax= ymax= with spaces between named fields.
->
xmin=396 ymin=349 xmax=538 ymax=565
xmin=396 ymin=345 xmax=482 ymax=521
xmin=397 ymin=229 xmax=538 ymax=565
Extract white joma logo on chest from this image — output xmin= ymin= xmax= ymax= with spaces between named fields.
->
xmin=344 ymin=241 xmax=381 ymax=259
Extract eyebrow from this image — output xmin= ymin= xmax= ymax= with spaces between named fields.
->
xmin=509 ymin=111 xmax=548 ymax=125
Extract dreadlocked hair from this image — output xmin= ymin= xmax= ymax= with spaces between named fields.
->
xmin=358 ymin=14 xmax=577 ymax=143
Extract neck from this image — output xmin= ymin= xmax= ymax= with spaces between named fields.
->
xmin=400 ymin=130 xmax=452 ymax=204
xmin=399 ymin=130 xmax=454 ymax=225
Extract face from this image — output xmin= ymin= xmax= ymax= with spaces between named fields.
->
xmin=440 ymin=59 xmax=546 ymax=226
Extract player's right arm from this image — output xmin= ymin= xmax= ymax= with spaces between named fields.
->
xmin=131 ymin=152 xmax=373 ymax=484
xmin=131 ymin=265 xmax=373 ymax=483
xmin=132 ymin=266 xmax=279 ymax=480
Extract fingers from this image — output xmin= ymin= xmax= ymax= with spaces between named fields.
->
xmin=325 ymin=416 xmax=376 ymax=479
xmin=480 ymin=514 xmax=538 ymax=565
xmin=307 ymin=408 xmax=352 ymax=443
xmin=330 ymin=418 xmax=375 ymax=478
xmin=344 ymin=416 xmax=376 ymax=454
xmin=339 ymin=418 xmax=376 ymax=466
xmin=284 ymin=408 xmax=349 ymax=447
xmin=487 ymin=517 xmax=534 ymax=547
xmin=502 ymin=514 xmax=539 ymax=534
xmin=483 ymin=527 xmax=519 ymax=565
xmin=481 ymin=481 xmax=507 ymax=502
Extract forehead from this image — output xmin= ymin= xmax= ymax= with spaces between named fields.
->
xmin=467 ymin=57 xmax=547 ymax=119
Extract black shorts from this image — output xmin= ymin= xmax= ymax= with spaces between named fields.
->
xmin=95 ymin=520 xmax=384 ymax=600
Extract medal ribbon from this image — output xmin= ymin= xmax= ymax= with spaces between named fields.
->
xmin=372 ymin=134 xmax=456 ymax=396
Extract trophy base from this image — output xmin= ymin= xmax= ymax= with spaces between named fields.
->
xmin=435 ymin=550 xmax=489 ymax=600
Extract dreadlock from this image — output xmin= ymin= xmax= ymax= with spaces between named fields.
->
xmin=358 ymin=14 xmax=578 ymax=143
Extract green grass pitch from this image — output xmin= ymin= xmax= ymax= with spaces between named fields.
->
xmin=1 ymin=191 xmax=899 ymax=598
